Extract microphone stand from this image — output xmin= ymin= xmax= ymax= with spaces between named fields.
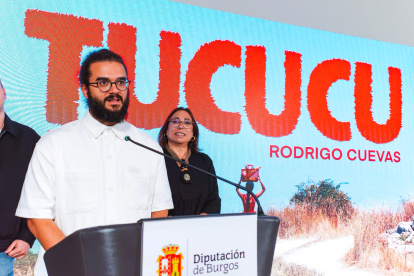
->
xmin=125 ymin=136 xmax=266 ymax=215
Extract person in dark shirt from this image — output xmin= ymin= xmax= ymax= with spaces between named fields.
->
xmin=158 ymin=107 xmax=221 ymax=216
xmin=0 ymin=78 xmax=39 ymax=276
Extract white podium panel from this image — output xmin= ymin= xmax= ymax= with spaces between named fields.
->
xmin=141 ymin=214 xmax=257 ymax=276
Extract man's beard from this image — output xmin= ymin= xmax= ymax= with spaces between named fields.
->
xmin=87 ymin=89 xmax=129 ymax=124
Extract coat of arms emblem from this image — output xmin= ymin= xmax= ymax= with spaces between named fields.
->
xmin=157 ymin=244 xmax=184 ymax=276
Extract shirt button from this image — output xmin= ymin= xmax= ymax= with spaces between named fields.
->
xmin=108 ymin=187 xmax=114 ymax=191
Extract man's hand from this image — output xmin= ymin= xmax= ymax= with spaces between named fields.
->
xmin=4 ymin=240 xmax=30 ymax=260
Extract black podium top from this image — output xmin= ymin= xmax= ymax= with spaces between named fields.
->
xmin=45 ymin=214 xmax=279 ymax=276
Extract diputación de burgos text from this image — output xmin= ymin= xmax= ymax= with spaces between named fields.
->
xmin=192 ymin=249 xmax=245 ymax=274
xmin=270 ymin=145 xmax=400 ymax=162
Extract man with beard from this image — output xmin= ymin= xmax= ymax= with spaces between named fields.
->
xmin=16 ymin=49 xmax=173 ymax=275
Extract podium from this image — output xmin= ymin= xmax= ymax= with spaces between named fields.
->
xmin=44 ymin=214 xmax=279 ymax=276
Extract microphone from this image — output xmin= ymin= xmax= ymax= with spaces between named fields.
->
xmin=125 ymin=136 xmax=265 ymax=215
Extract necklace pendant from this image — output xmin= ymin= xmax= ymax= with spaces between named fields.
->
xmin=180 ymin=169 xmax=192 ymax=184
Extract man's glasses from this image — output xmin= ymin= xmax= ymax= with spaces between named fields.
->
xmin=169 ymin=118 xmax=193 ymax=129
xmin=87 ymin=78 xmax=130 ymax=92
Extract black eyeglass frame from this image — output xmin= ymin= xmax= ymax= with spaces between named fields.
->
xmin=86 ymin=78 xmax=131 ymax=92
xmin=169 ymin=118 xmax=194 ymax=129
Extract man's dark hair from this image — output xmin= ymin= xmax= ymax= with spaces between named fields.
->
xmin=158 ymin=107 xmax=200 ymax=153
xmin=79 ymin=49 xmax=127 ymax=84
xmin=0 ymin=79 xmax=3 ymax=89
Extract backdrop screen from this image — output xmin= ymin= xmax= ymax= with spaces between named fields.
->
xmin=1 ymin=0 xmax=412 ymax=213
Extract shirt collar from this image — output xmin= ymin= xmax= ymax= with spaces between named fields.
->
xmin=1 ymin=113 xmax=18 ymax=138
xmin=82 ymin=110 xmax=127 ymax=141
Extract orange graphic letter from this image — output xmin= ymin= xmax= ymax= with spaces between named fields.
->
xmin=245 ymin=48 xmax=302 ymax=137
xmin=354 ymin=63 xmax=402 ymax=144
xmin=25 ymin=10 xmax=104 ymax=125
xmin=185 ymin=40 xmax=242 ymax=134
xmin=307 ymin=59 xmax=351 ymax=141
xmin=108 ymin=26 xmax=181 ymax=129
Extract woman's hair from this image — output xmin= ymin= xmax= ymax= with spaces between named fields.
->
xmin=158 ymin=107 xmax=200 ymax=153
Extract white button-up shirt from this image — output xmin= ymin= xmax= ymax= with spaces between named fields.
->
xmin=16 ymin=111 xmax=173 ymax=275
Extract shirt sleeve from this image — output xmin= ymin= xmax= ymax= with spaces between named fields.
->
xmin=201 ymin=155 xmax=221 ymax=214
xmin=150 ymin=150 xmax=174 ymax=212
xmin=16 ymin=219 xmax=36 ymax=247
xmin=16 ymin=134 xmax=56 ymax=219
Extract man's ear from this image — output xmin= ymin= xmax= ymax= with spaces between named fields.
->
xmin=80 ymin=84 xmax=88 ymax=99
